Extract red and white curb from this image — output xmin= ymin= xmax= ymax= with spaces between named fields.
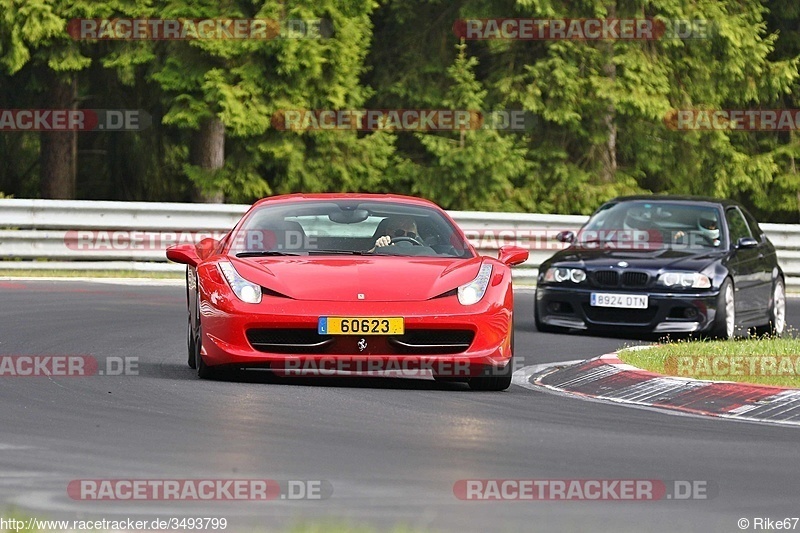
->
xmin=514 ymin=349 xmax=800 ymax=427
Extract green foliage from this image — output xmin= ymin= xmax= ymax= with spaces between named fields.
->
xmin=410 ymin=42 xmax=531 ymax=211
xmin=0 ymin=0 xmax=798 ymax=221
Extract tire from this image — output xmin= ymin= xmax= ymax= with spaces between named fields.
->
xmin=195 ymin=322 xmax=222 ymax=380
xmin=186 ymin=267 xmax=197 ymax=369
xmin=711 ymin=278 xmax=736 ymax=339
xmin=187 ymin=315 xmax=196 ymax=369
xmin=755 ymin=278 xmax=786 ymax=337
xmin=468 ymin=322 xmax=514 ymax=391
xmin=468 ymin=357 xmax=513 ymax=391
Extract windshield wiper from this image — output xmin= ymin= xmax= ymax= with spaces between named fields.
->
xmin=307 ymin=249 xmax=369 ymax=255
xmin=235 ymin=251 xmax=300 ymax=257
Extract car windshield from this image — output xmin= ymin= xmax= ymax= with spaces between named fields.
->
xmin=577 ymin=201 xmax=724 ymax=250
xmin=227 ymin=200 xmax=473 ymax=258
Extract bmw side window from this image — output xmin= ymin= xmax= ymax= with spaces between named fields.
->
xmin=742 ymin=209 xmax=764 ymax=242
xmin=726 ymin=208 xmax=752 ymax=245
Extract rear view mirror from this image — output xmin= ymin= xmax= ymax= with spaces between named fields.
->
xmin=329 ymin=209 xmax=370 ymax=224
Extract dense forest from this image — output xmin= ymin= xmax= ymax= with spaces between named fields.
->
xmin=1 ymin=0 xmax=799 ymax=221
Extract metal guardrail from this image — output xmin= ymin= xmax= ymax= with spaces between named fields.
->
xmin=1 ymin=199 xmax=799 ymax=287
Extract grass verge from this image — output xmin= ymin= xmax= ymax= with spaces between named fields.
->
xmin=618 ymin=335 xmax=800 ymax=388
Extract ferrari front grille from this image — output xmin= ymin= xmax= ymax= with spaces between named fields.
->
xmin=245 ymin=328 xmax=475 ymax=355
xmin=246 ymin=328 xmax=333 ymax=354
xmin=388 ymin=330 xmax=475 ymax=354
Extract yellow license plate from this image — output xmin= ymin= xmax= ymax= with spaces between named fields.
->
xmin=318 ymin=317 xmax=404 ymax=335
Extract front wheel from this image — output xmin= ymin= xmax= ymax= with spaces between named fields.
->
xmin=710 ymin=278 xmax=735 ymax=339
xmin=468 ymin=358 xmax=513 ymax=391
xmin=187 ymin=315 xmax=196 ymax=369
xmin=186 ymin=268 xmax=197 ymax=369
xmin=195 ymin=323 xmax=223 ymax=380
xmin=755 ymin=278 xmax=786 ymax=337
xmin=469 ymin=326 xmax=514 ymax=391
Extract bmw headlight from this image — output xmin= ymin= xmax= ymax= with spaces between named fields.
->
xmin=458 ymin=264 xmax=493 ymax=305
xmin=657 ymin=271 xmax=711 ymax=289
xmin=219 ymin=261 xmax=262 ymax=303
xmin=544 ymin=267 xmax=586 ymax=284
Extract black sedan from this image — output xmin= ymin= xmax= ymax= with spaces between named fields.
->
xmin=535 ymin=196 xmax=786 ymax=338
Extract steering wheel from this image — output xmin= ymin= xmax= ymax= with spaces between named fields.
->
xmin=390 ymin=236 xmax=423 ymax=246
xmin=695 ymin=233 xmax=718 ymax=246
xmin=673 ymin=230 xmax=716 ymax=247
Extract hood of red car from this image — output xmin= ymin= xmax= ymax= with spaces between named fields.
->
xmin=229 ymin=255 xmax=484 ymax=302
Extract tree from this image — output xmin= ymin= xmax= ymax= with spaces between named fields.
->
xmin=411 ymin=42 xmax=531 ymax=211
xmin=0 ymin=0 xmax=116 ymax=198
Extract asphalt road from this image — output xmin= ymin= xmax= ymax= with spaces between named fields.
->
xmin=0 ymin=279 xmax=798 ymax=533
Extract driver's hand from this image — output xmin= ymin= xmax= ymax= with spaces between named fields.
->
xmin=375 ymin=235 xmax=392 ymax=248
xmin=673 ymin=230 xmax=686 ymax=241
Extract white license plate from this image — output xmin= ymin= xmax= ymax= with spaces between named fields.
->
xmin=590 ymin=293 xmax=648 ymax=309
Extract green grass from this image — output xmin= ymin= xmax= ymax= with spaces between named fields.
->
xmin=0 ymin=269 xmax=183 ymax=279
xmin=619 ymin=334 xmax=800 ymax=388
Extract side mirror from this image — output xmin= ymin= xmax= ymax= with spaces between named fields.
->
xmin=166 ymin=243 xmax=200 ymax=267
xmin=196 ymin=237 xmax=221 ymax=261
xmin=498 ymin=245 xmax=529 ymax=266
xmin=736 ymin=237 xmax=758 ymax=249
xmin=555 ymin=231 xmax=575 ymax=243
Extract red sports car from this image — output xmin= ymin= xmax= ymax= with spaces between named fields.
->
xmin=166 ymin=194 xmax=528 ymax=390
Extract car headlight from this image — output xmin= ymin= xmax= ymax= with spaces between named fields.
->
xmin=219 ymin=261 xmax=262 ymax=303
xmin=458 ymin=264 xmax=493 ymax=305
xmin=544 ymin=267 xmax=586 ymax=284
xmin=657 ymin=271 xmax=711 ymax=289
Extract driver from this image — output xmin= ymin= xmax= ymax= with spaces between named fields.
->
xmin=697 ymin=214 xmax=721 ymax=246
xmin=371 ymin=216 xmax=419 ymax=251
xmin=675 ymin=214 xmax=720 ymax=246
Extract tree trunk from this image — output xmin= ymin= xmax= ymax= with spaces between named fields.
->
xmin=599 ymin=3 xmax=617 ymax=183
xmin=40 ymin=76 xmax=77 ymax=199
xmin=190 ymin=116 xmax=225 ymax=203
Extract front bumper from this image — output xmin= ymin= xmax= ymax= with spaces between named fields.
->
xmin=535 ymin=285 xmax=720 ymax=333
xmin=199 ymin=295 xmax=513 ymax=378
